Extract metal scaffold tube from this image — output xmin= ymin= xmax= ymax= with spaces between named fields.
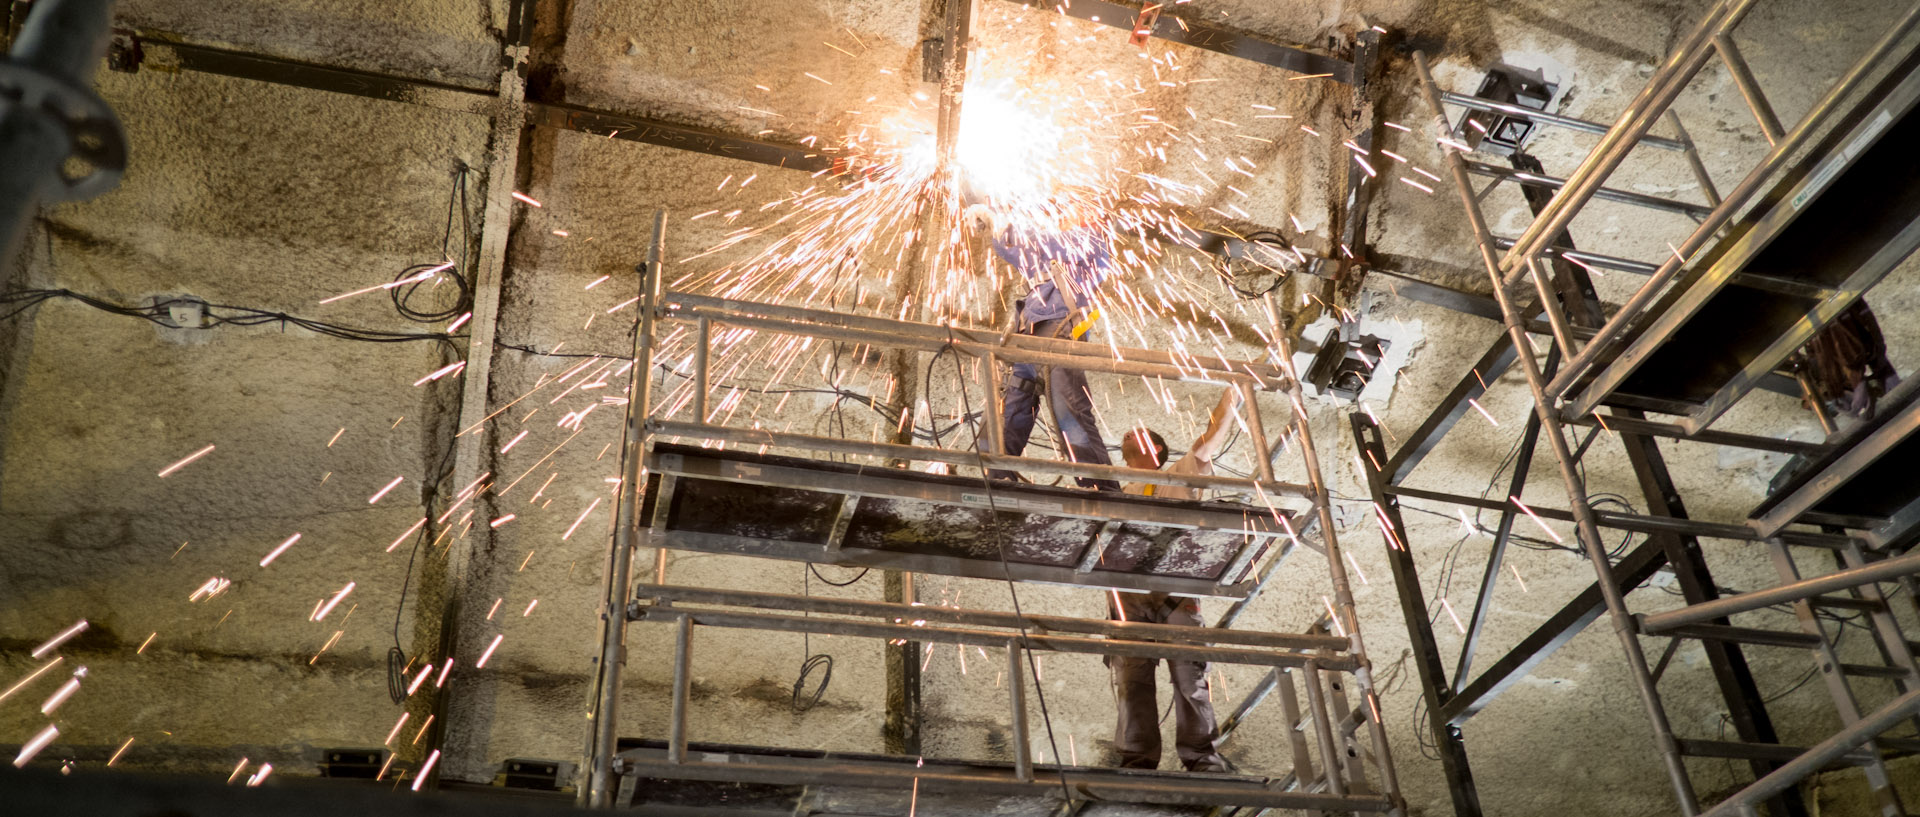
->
xmin=1544 ymin=0 xmax=1920 ymax=397
xmin=1415 ymin=52 xmax=1701 ymax=814
xmin=585 ymin=211 xmax=667 ymax=807
xmin=1262 ymin=293 xmax=1404 ymax=812
xmin=1498 ymin=0 xmax=1759 ymax=275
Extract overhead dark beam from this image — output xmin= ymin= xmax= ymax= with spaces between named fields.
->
xmin=126 ymin=35 xmax=496 ymax=114
xmin=1002 ymin=0 xmax=1352 ymax=82
xmin=115 ymin=32 xmax=834 ymax=173
xmin=1352 ymin=415 xmax=1482 ymax=816
xmin=522 ymin=101 xmax=831 ymax=172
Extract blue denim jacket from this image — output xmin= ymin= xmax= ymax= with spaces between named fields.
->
xmin=992 ymin=225 xmax=1112 ymax=332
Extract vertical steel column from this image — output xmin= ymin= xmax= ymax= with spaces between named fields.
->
xmin=586 ymin=212 xmax=666 ymax=808
xmin=0 ymin=0 xmax=118 ymax=268
xmin=1008 ymin=640 xmax=1033 ymax=781
xmin=666 ymin=614 xmax=693 ymax=765
xmin=1272 ymin=669 xmax=1317 ymax=789
xmin=1353 ymin=415 xmax=1481 ymax=815
xmin=984 ymin=352 xmax=1005 ymax=456
xmin=1416 ymin=52 xmax=1700 ymax=814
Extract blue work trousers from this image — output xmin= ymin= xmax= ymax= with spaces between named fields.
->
xmin=985 ymin=318 xmax=1120 ymax=492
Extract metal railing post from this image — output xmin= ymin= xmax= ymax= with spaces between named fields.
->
xmin=1416 ymin=51 xmax=1700 ymax=814
xmin=1261 ymin=294 xmax=1402 ymax=809
xmin=586 ymin=211 xmax=668 ymax=807
xmin=1300 ymin=663 xmax=1346 ymax=796
xmin=692 ymin=316 xmax=710 ymax=422
xmin=1008 ymin=640 xmax=1033 ymax=781
xmin=667 ymin=613 xmax=693 ymax=764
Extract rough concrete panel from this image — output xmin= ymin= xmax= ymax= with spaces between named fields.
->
xmin=114 ymin=0 xmax=499 ymax=87
xmin=6 ymin=0 xmax=1920 ymax=814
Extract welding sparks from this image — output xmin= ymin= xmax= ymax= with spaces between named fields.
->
xmin=158 ymin=444 xmax=216 ymax=478
xmin=510 ymin=191 xmax=541 ymax=207
xmin=31 ymin=620 xmax=87 ymax=659
xmin=312 ymin=582 xmax=356 ymax=621
xmin=108 ymin=737 xmax=134 ymax=766
xmin=476 ymin=634 xmax=505 ymax=668
xmin=412 ymin=750 xmax=441 ymax=791
xmin=13 ymin=724 xmax=58 ymax=768
xmin=368 ymin=476 xmax=405 ymax=504
xmin=1466 ymin=398 xmax=1498 ymax=426
xmin=245 ymin=763 xmax=274 ymax=787
xmin=562 ymin=498 xmax=602 ymax=540
xmin=387 ymin=518 xmax=428 ymax=552
xmin=1 ymin=657 xmax=62 ymax=704
xmin=1508 ymin=496 xmax=1564 ymax=543
xmin=259 ymin=533 xmax=302 ymax=567
xmin=1438 ymin=597 xmax=1466 ymax=634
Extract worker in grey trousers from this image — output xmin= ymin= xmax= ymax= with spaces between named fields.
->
xmin=1106 ymin=387 xmax=1242 ymax=772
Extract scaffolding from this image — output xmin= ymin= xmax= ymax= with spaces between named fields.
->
xmin=580 ymin=213 xmax=1407 ymax=814
xmin=1369 ymin=1 xmax=1920 ymax=814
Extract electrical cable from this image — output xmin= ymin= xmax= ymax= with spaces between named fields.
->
xmin=792 ymin=566 xmax=836 ymax=713
xmin=0 ymin=288 xmax=461 ymax=350
xmin=390 ymin=165 xmax=475 ymax=324
xmin=944 ymin=326 xmax=1075 ymax=798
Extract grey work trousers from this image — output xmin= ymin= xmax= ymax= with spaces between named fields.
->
xmin=1108 ymin=592 xmax=1227 ymax=771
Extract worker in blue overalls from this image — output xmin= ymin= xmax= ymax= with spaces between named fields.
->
xmin=968 ymin=203 xmax=1122 ymax=492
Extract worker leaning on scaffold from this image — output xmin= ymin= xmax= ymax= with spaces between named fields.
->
xmin=966 ymin=202 xmax=1122 ymax=492
xmin=1102 ymin=387 xmax=1240 ymax=773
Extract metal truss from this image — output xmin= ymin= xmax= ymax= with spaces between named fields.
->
xmin=1364 ymin=2 xmax=1920 ymax=814
xmin=581 ymin=216 xmax=1406 ymax=813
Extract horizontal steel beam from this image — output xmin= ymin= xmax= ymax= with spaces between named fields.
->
xmin=1563 ymin=413 xmax=1828 ymax=456
xmin=524 ymin=100 xmax=831 ymax=171
xmin=629 ymin=583 xmax=1350 ymax=651
xmin=649 ymin=420 xmax=1314 ymax=498
xmin=119 ymin=32 xmax=833 ymax=171
xmin=666 ymin=291 xmax=1293 ymax=384
xmin=1385 ymin=484 xmax=1859 ymax=549
xmin=129 ymin=35 xmax=496 ymax=114
xmin=1465 ymin=159 xmax=1714 ymax=219
xmin=1001 ymin=0 xmax=1352 ymax=82
xmin=618 ymin=750 xmax=1393 ymax=811
xmin=630 ymin=603 xmax=1361 ymax=670
xmin=1440 ymin=91 xmax=1688 ymax=151
xmin=653 ymin=444 xmax=1287 ymax=533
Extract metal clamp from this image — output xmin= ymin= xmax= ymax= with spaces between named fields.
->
xmin=0 ymin=59 xmax=127 ymax=201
